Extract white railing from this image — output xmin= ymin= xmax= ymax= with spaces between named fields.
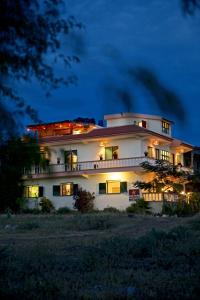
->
xmin=23 ymin=156 xmax=155 ymax=176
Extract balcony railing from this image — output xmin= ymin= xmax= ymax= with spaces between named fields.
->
xmin=23 ymin=156 xmax=155 ymax=176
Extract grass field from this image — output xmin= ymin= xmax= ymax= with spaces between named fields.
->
xmin=1 ymin=212 xmax=200 ymax=299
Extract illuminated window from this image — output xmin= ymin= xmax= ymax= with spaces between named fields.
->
xmin=53 ymin=183 xmax=78 ymax=196
xmin=105 ymin=146 xmax=119 ymax=160
xmin=148 ymin=146 xmax=153 ymax=158
xmin=134 ymin=120 xmax=146 ymax=128
xmin=61 ymin=183 xmax=73 ymax=196
xmin=162 ymin=121 xmax=170 ymax=134
xmin=99 ymin=181 xmax=127 ymax=194
xmin=107 ymin=181 xmax=120 ymax=194
xmin=24 ymin=186 xmax=40 ymax=198
xmin=160 ymin=150 xmax=170 ymax=161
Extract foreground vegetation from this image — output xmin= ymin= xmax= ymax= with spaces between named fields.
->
xmin=1 ymin=213 xmax=200 ymax=299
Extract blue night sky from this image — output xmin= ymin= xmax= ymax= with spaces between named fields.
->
xmin=22 ymin=0 xmax=200 ymax=145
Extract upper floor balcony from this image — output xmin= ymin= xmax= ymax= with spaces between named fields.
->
xmin=23 ymin=156 xmax=156 ymax=179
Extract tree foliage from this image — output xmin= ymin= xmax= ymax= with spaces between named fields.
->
xmin=134 ymin=160 xmax=189 ymax=193
xmin=181 ymin=0 xmax=200 ymax=15
xmin=74 ymin=188 xmax=95 ymax=213
xmin=0 ymin=136 xmax=42 ymax=211
xmin=0 ymin=0 xmax=82 ymax=138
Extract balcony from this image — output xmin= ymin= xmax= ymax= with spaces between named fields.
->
xmin=23 ymin=156 xmax=156 ymax=179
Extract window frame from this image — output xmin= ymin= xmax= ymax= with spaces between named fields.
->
xmin=60 ymin=182 xmax=74 ymax=196
xmin=99 ymin=181 xmax=127 ymax=195
xmin=160 ymin=150 xmax=170 ymax=161
xmin=162 ymin=121 xmax=170 ymax=134
xmin=105 ymin=146 xmax=119 ymax=160
xmin=24 ymin=185 xmax=39 ymax=198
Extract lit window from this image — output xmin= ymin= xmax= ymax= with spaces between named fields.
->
xmin=24 ymin=186 xmax=39 ymax=198
xmin=99 ymin=181 xmax=127 ymax=194
xmin=61 ymin=183 xmax=73 ymax=196
xmin=105 ymin=146 xmax=119 ymax=160
xmin=162 ymin=121 xmax=170 ymax=134
xmin=107 ymin=181 xmax=120 ymax=194
xmin=148 ymin=146 xmax=153 ymax=158
xmin=160 ymin=150 xmax=170 ymax=161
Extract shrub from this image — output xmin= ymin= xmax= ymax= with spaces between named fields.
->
xmin=57 ymin=207 xmax=72 ymax=214
xmin=126 ymin=198 xmax=149 ymax=214
xmin=103 ymin=207 xmax=120 ymax=213
xmin=162 ymin=200 xmax=177 ymax=216
xmin=162 ymin=193 xmax=200 ymax=217
xmin=74 ymin=188 xmax=95 ymax=213
xmin=21 ymin=208 xmax=41 ymax=214
xmin=18 ymin=222 xmax=40 ymax=230
xmin=76 ymin=215 xmax=112 ymax=230
xmin=39 ymin=197 xmax=55 ymax=213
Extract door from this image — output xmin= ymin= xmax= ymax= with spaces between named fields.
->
xmin=64 ymin=150 xmax=78 ymax=171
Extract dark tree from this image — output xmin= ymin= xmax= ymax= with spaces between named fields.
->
xmin=134 ymin=160 xmax=189 ymax=193
xmin=181 ymin=0 xmax=200 ymax=15
xmin=0 ymin=0 xmax=82 ymax=139
xmin=0 ymin=136 xmax=42 ymax=211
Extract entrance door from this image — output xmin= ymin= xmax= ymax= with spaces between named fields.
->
xmin=64 ymin=150 xmax=78 ymax=171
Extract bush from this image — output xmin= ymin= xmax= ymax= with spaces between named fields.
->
xmin=18 ymin=222 xmax=40 ymax=230
xmin=162 ymin=201 xmax=177 ymax=216
xmin=39 ymin=197 xmax=55 ymax=213
xmin=103 ymin=207 xmax=120 ymax=213
xmin=126 ymin=198 xmax=149 ymax=214
xmin=21 ymin=208 xmax=41 ymax=214
xmin=162 ymin=193 xmax=200 ymax=217
xmin=74 ymin=188 xmax=95 ymax=213
xmin=57 ymin=207 xmax=72 ymax=214
xmin=75 ymin=215 xmax=112 ymax=230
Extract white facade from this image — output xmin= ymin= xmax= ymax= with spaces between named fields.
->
xmin=23 ymin=113 xmax=193 ymax=212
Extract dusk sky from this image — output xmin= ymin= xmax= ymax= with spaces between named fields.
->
xmin=22 ymin=0 xmax=200 ymax=145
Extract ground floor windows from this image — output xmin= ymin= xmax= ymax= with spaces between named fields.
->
xmin=99 ymin=181 xmax=127 ymax=194
xmin=53 ymin=183 xmax=78 ymax=196
xmin=61 ymin=183 xmax=73 ymax=196
xmin=24 ymin=186 xmax=43 ymax=198
xmin=160 ymin=150 xmax=170 ymax=161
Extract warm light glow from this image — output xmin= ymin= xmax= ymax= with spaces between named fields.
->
xmin=181 ymin=191 xmax=185 ymax=195
xmin=109 ymin=173 xmax=122 ymax=181
xmin=153 ymin=140 xmax=159 ymax=146
xmin=73 ymin=130 xmax=81 ymax=134
xmin=99 ymin=141 xmax=105 ymax=147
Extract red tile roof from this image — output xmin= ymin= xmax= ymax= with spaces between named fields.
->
xmin=39 ymin=124 xmax=173 ymax=145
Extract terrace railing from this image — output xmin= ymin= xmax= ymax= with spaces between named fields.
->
xmin=23 ymin=156 xmax=155 ymax=176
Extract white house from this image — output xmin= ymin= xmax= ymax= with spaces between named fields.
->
xmin=23 ymin=112 xmax=193 ymax=211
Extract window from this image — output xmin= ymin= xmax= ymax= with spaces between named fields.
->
xmin=24 ymin=186 xmax=43 ymax=198
xmin=107 ymin=181 xmax=120 ymax=194
xmin=156 ymin=149 xmax=160 ymax=160
xmin=162 ymin=121 xmax=170 ymax=134
xmin=99 ymin=181 xmax=127 ymax=194
xmin=105 ymin=146 xmax=119 ymax=160
xmin=134 ymin=120 xmax=147 ymax=128
xmin=53 ymin=183 xmax=77 ymax=196
xmin=61 ymin=183 xmax=73 ymax=196
xmin=148 ymin=146 xmax=153 ymax=158
xmin=160 ymin=150 xmax=170 ymax=161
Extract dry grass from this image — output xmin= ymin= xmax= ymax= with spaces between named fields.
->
xmin=0 ymin=213 xmax=200 ymax=299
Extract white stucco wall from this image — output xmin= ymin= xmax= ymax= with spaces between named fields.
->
xmin=25 ymin=171 xmax=153 ymax=211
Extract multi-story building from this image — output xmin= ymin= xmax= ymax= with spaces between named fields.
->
xmin=23 ymin=113 xmax=193 ymax=211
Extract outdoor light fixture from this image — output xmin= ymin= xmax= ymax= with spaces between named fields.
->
xmin=153 ymin=140 xmax=159 ymax=146
xmin=109 ymin=173 xmax=122 ymax=181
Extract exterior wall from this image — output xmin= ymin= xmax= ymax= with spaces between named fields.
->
xmin=48 ymin=138 xmax=143 ymax=164
xmin=25 ymin=171 xmax=153 ymax=211
xmin=106 ymin=115 xmax=172 ymax=137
